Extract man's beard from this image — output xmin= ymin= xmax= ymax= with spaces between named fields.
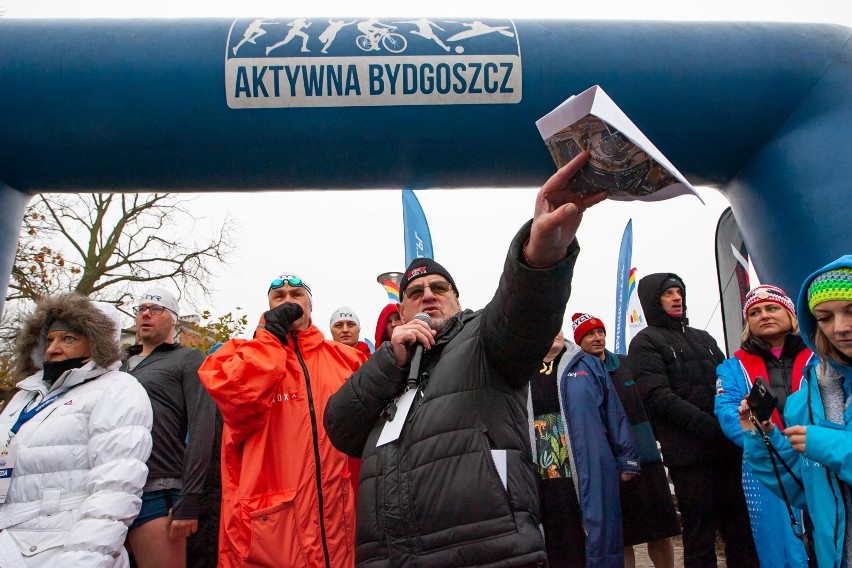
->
xmin=139 ymin=327 xmax=169 ymax=344
xmin=427 ymin=313 xmax=454 ymax=333
xmin=429 ymin=318 xmax=446 ymax=331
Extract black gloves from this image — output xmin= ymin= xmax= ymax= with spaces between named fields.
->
xmin=262 ymin=302 xmax=304 ymax=345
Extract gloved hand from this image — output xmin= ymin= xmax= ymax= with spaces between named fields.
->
xmin=261 ymin=302 xmax=304 ymax=345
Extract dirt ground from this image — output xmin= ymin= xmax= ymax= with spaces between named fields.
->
xmin=633 ymin=534 xmax=728 ymax=567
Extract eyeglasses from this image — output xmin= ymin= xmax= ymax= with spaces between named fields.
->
xmin=133 ymin=304 xmax=166 ymax=315
xmin=268 ymin=275 xmax=312 ymax=295
xmin=403 ymin=281 xmax=452 ymax=300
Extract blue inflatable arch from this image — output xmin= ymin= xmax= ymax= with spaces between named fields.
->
xmin=1 ymin=18 xmax=850 ymax=315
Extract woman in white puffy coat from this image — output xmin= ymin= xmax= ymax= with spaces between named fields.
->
xmin=0 ymin=293 xmax=153 ymax=567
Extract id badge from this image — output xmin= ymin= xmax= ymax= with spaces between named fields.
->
xmin=377 ymin=388 xmax=417 ymax=447
xmin=0 ymin=442 xmax=18 ymax=504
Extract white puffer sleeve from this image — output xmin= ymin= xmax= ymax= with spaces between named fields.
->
xmin=59 ymin=371 xmax=153 ymax=566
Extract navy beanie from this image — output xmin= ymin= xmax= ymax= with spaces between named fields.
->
xmin=399 ymin=258 xmax=459 ymax=298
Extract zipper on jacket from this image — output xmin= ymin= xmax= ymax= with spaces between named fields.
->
xmin=484 ymin=431 xmax=515 ymax=513
xmin=293 ymin=332 xmax=332 ymax=568
xmin=412 ymin=371 xmax=430 ymax=412
xmin=826 ymin=469 xmax=841 ymax=562
xmin=703 ymin=344 xmax=722 ymax=364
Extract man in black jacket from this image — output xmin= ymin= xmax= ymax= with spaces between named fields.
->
xmin=628 ymin=273 xmax=757 ymax=568
xmin=324 ymin=152 xmax=605 ymax=568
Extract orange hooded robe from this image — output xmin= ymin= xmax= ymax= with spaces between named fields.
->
xmin=199 ymin=323 xmax=366 ymax=567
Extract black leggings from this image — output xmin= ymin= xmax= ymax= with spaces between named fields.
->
xmin=669 ymin=463 xmax=758 ymax=568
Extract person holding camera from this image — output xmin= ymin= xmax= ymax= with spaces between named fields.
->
xmin=716 ymin=285 xmax=813 ymax=567
xmin=739 ymin=255 xmax=852 ymax=568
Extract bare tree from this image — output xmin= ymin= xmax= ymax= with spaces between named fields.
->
xmin=8 ymin=207 xmax=79 ymax=302
xmin=6 ymin=193 xmax=234 ymax=307
xmin=0 ymin=192 xmax=235 ymax=392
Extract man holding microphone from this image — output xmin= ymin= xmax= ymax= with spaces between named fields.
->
xmin=324 ymin=152 xmax=606 ymax=568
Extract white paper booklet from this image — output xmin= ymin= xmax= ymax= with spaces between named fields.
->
xmin=535 ymin=85 xmax=701 ymax=203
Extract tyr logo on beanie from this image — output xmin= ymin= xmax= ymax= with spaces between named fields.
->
xmin=137 ymin=287 xmax=180 ymax=319
xmin=330 ymin=306 xmax=360 ymax=327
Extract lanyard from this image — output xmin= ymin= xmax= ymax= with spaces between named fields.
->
xmin=9 ymin=390 xmax=66 ymax=436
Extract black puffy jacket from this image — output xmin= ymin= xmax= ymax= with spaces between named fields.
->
xmin=628 ymin=272 xmax=740 ymax=467
xmin=324 ymin=221 xmax=578 ymax=568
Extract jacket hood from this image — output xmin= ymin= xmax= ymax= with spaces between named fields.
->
xmin=13 ymin=293 xmax=123 ymax=381
xmin=637 ymin=272 xmax=688 ymax=327
xmin=374 ymin=303 xmax=399 ymax=346
xmin=602 ymin=349 xmax=622 ymax=372
xmin=796 ymin=255 xmax=852 ymax=357
xmin=562 ymin=340 xmax=585 ymax=365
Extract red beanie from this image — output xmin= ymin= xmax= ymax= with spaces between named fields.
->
xmin=571 ymin=312 xmax=605 ymax=345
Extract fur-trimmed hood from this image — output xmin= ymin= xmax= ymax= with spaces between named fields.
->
xmin=13 ymin=293 xmax=123 ymax=381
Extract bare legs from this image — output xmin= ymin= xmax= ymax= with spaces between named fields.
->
xmin=646 ymin=537 xmax=675 ymax=568
xmin=128 ymin=516 xmax=187 ymax=568
xmin=624 ymin=538 xmax=675 ymax=568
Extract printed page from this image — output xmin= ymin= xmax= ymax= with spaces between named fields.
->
xmin=536 ymin=85 xmax=701 ymax=203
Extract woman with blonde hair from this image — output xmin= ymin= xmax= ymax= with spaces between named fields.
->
xmin=739 ymin=256 xmax=852 ymax=567
xmin=716 ymin=284 xmax=813 ymax=567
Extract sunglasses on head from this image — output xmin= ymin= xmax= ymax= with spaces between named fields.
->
xmin=403 ymin=281 xmax=452 ymax=300
xmin=268 ymin=275 xmax=312 ymax=295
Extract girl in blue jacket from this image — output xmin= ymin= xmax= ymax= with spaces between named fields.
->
xmin=740 ymin=255 xmax=852 ymax=568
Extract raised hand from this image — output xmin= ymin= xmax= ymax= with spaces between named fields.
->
xmin=525 ymin=151 xmax=608 ymax=267
xmin=261 ymin=302 xmax=304 ymax=345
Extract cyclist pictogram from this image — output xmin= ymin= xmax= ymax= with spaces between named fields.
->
xmin=355 ymin=19 xmax=408 ymax=53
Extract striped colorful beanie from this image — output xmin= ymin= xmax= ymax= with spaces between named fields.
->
xmin=742 ymin=285 xmax=795 ymax=320
xmin=807 ymin=267 xmax=852 ymax=313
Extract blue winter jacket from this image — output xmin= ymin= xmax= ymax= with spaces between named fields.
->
xmin=743 ymin=254 xmax=852 ymax=568
xmin=716 ymin=354 xmax=810 ymax=567
xmin=529 ymin=342 xmax=640 ymax=567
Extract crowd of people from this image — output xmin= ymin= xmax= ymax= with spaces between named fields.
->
xmin=0 ymin=151 xmax=848 ymax=568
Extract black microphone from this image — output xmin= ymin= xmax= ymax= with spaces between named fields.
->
xmin=407 ymin=312 xmax=432 ymax=389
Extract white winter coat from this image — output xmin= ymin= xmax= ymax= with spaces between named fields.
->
xmin=0 ymin=361 xmax=153 ymax=567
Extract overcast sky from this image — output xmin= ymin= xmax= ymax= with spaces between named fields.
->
xmin=2 ymin=1 xmax=847 ymax=350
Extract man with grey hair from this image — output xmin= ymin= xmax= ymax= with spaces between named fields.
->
xmin=123 ymin=287 xmax=217 ymax=568
xmin=199 ymin=273 xmax=368 ymax=567
xmin=324 ymin=152 xmax=608 ymax=567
